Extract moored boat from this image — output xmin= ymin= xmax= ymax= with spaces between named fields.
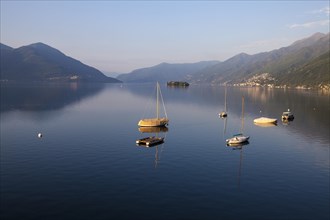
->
xmin=138 ymin=82 xmax=169 ymax=127
xmin=254 ymin=117 xmax=277 ymax=124
xmin=219 ymin=85 xmax=228 ymax=118
xmin=226 ymin=96 xmax=250 ymax=145
xmin=219 ymin=111 xmax=227 ymax=118
xmin=136 ymin=136 xmax=164 ymax=147
xmin=282 ymin=109 xmax=294 ymax=121
xmin=138 ymin=118 xmax=169 ymax=127
xmin=226 ymin=133 xmax=250 ymax=145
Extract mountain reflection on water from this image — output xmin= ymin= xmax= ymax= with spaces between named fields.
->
xmin=0 ymin=82 xmax=106 ymax=112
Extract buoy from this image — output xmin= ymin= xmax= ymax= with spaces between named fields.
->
xmin=37 ymin=133 xmax=43 ymax=138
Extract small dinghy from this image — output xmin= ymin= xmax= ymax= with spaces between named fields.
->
xmin=136 ymin=136 xmax=164 ymax=147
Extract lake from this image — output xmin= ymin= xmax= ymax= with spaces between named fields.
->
xmin=1 ymin=83 xmax=329 ymax=220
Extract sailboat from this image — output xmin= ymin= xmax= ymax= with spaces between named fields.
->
xmin=226 ymin=96 xmax=250 ymax=145
xmin=138 ymin=82 xmax=169 ymax=127
xmin=219 ymin=85 xmax=228 ymax=118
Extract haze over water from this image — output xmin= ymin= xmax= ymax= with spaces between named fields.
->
xmin=1 ymin=83 xmax=329 ymax=220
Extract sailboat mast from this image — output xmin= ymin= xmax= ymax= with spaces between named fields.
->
xmin=156 ymin=82 xmax=159 ymax=119
xmin=241 ymin=96 xmax=244 ymax=133
xmin=224 ymin=86 xmax=227 ymax=112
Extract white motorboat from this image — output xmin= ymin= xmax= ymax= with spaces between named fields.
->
xmin=254 ymin=117 xmax=277 ymax=124
xmin=226 ymin=96 xmax=250 ymax=145
xmin=226 ymin=133 xmax=250 ymax=145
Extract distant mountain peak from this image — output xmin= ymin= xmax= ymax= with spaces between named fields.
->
xmin=225 ymin=52 xmax=251 ymax=63
xmin=1 ymin=42 xmax=120 ymax=83
xmin=310 ymin=32 xmax=326 ymax=38
xmin=27 ymin=42 xmax=63 ymax=54
xmin=237 ymin=52 xmax=250 ymax=56
xmin=235 ymin=52 xmax=250 ymax=58
xmin=30 ymin=42 xmax=50 ymax=47
xmin=291 ymin=32 xmax=328 ymax=47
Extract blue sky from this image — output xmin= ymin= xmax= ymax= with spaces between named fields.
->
xmin=1 ymin=1 xmax=329 ymax=74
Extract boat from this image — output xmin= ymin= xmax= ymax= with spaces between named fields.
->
xmin=138 ymin=82 xmax=169 ymax=127
xmin=282 ymin=109 xmax=294 ymax=121
xmin=226 ymin=133 xmax=250 ymax=145
xmin=136 ymin=136 xmax=164 ymax=147
xmin=219 ymin=112 xmax=227 ymax=118
xmin=219 ymin=85 xmax=228 ymax=118
xmin=253 ymin=117 xmax=277 ymax=124
xmin=226 ymin=96 xmax=250 ymax=145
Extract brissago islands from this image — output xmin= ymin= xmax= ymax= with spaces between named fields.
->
xmin=167 ymin=81 xmax=190 ymax=87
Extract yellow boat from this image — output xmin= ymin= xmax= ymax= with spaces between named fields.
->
xmin=138 ymin=82 xmax=169 ymax=127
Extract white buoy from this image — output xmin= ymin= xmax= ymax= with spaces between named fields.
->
xmin=37 ymin=133 xmax=43 ymax=138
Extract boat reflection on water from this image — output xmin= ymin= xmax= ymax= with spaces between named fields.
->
xmin=226 ymin=140 xmax=249 ymax=149
xmin=254 ymin=122 xmax=277 ymax=127
xmin=136 ymin=126 xmax=169 ymax=168
xmin=226 ymin=141 xmax=250 ymax=189
xmin=281 ymin=119 xmax=294 ymax=126
xmin=138 ymin=126 xmax=168 ymax=133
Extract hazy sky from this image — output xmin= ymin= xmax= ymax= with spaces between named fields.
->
xmin=1 ymin=1 xmax=329 ymax=74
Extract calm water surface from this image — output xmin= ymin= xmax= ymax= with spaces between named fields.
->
xmin=1 ymin=83 xmax=329 ymax=220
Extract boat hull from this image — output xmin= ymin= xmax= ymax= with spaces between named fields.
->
xmin=138 ymin=118 xmax=169 ymax=127
xmin=219 ymin=111 xmax=227 ymax=117
xmin=254 ymin=117 xmax=277 ymax=124
xmin=226 ymin=135 xmax=250 ymax=144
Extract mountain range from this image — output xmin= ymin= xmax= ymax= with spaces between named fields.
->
xmin=0 ymin=43 xmax=120 ymax=83
xmin=117 ymin=32 xmax=329 ymax=89
xmin=1 ymin=32 xmax=329 ymax=88
xmin=116 ymin=61 xmax=219 ymax=83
